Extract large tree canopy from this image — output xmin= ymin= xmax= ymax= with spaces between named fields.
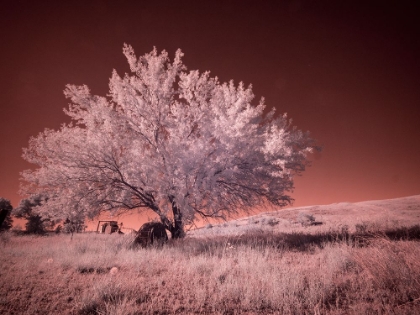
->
xmin=21 ymin=45 xmax=315 ymax=238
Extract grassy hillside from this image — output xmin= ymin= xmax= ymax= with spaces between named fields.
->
xmin=1 ymin=196 xmax=420 ymax=314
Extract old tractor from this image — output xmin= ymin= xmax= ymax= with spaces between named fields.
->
xmin=96 ymin=220 xmax=123 ymax=234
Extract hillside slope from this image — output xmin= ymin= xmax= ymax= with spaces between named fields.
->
xmin=189 ymin=195 xmax=420 ymax=237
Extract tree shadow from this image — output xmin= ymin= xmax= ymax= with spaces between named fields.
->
xmin=174 ymin=224 xmax=420 ymax=255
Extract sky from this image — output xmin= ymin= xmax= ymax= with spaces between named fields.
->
xmin=1 ymin=0 xmax=419 ymax=220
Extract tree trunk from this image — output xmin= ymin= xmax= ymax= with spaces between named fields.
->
xmin=152 ymin=199 xmax=185 ymax=239
xmin=169 ymin=195 xmax=185 ymax=239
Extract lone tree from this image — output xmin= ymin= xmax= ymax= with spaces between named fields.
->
xmin=0 ymin=198 xmax=13 ymax=232
xmin=63 ymin=218 xmax=86 ymax=235
xmin=21 ymin=45 xmax=315 ymax=238
xmin=14 ymin=195 xmax=53 ymax=234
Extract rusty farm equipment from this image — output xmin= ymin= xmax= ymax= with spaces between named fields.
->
xmin=133 ymin=222 xmax=168 ymax=247
xmin=96 ymin=220 xmax=123 ymax=234
xmin=96 ymin=220 xmax=169 ymax=247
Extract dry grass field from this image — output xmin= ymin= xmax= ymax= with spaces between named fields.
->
xmin=1 ymin=195 xmax=420 ymax=314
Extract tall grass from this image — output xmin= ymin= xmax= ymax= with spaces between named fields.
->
xmin=1 ymin=224 xmax=420 ymax=314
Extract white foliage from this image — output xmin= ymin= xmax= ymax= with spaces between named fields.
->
xmin=21 ymin=45 xmax=314 ymax=232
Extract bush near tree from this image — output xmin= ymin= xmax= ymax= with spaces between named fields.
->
xmin=0 ymin=197 xmax=13 ymax=232
xmin=14 ymin=195 xmax=52 ymax=234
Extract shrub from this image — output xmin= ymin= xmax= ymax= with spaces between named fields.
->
xmin=297 ymin=212 xmax=316 ymax=226
xmin=266 ymin=218 xmax=280 ymax=226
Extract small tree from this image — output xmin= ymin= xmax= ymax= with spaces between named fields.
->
xmin=25 ymin=215 xmax=46 ymax=234
xmin=21 ymin=45 xmax=316 ymax=238
xmin=63 ymin=218 xmax=86 ymax=235
xmin=0 ymin=198 xmax=13 ymax=232
xmin=13 ymin=195 xmax=50 ymax=234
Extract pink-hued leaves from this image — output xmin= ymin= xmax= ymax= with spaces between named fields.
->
xmin=21 ymin=45 xmax=315 ymax=237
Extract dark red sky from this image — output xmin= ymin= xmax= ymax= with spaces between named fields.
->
xmin=1 ymin=0 xmax=419 ymax=210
